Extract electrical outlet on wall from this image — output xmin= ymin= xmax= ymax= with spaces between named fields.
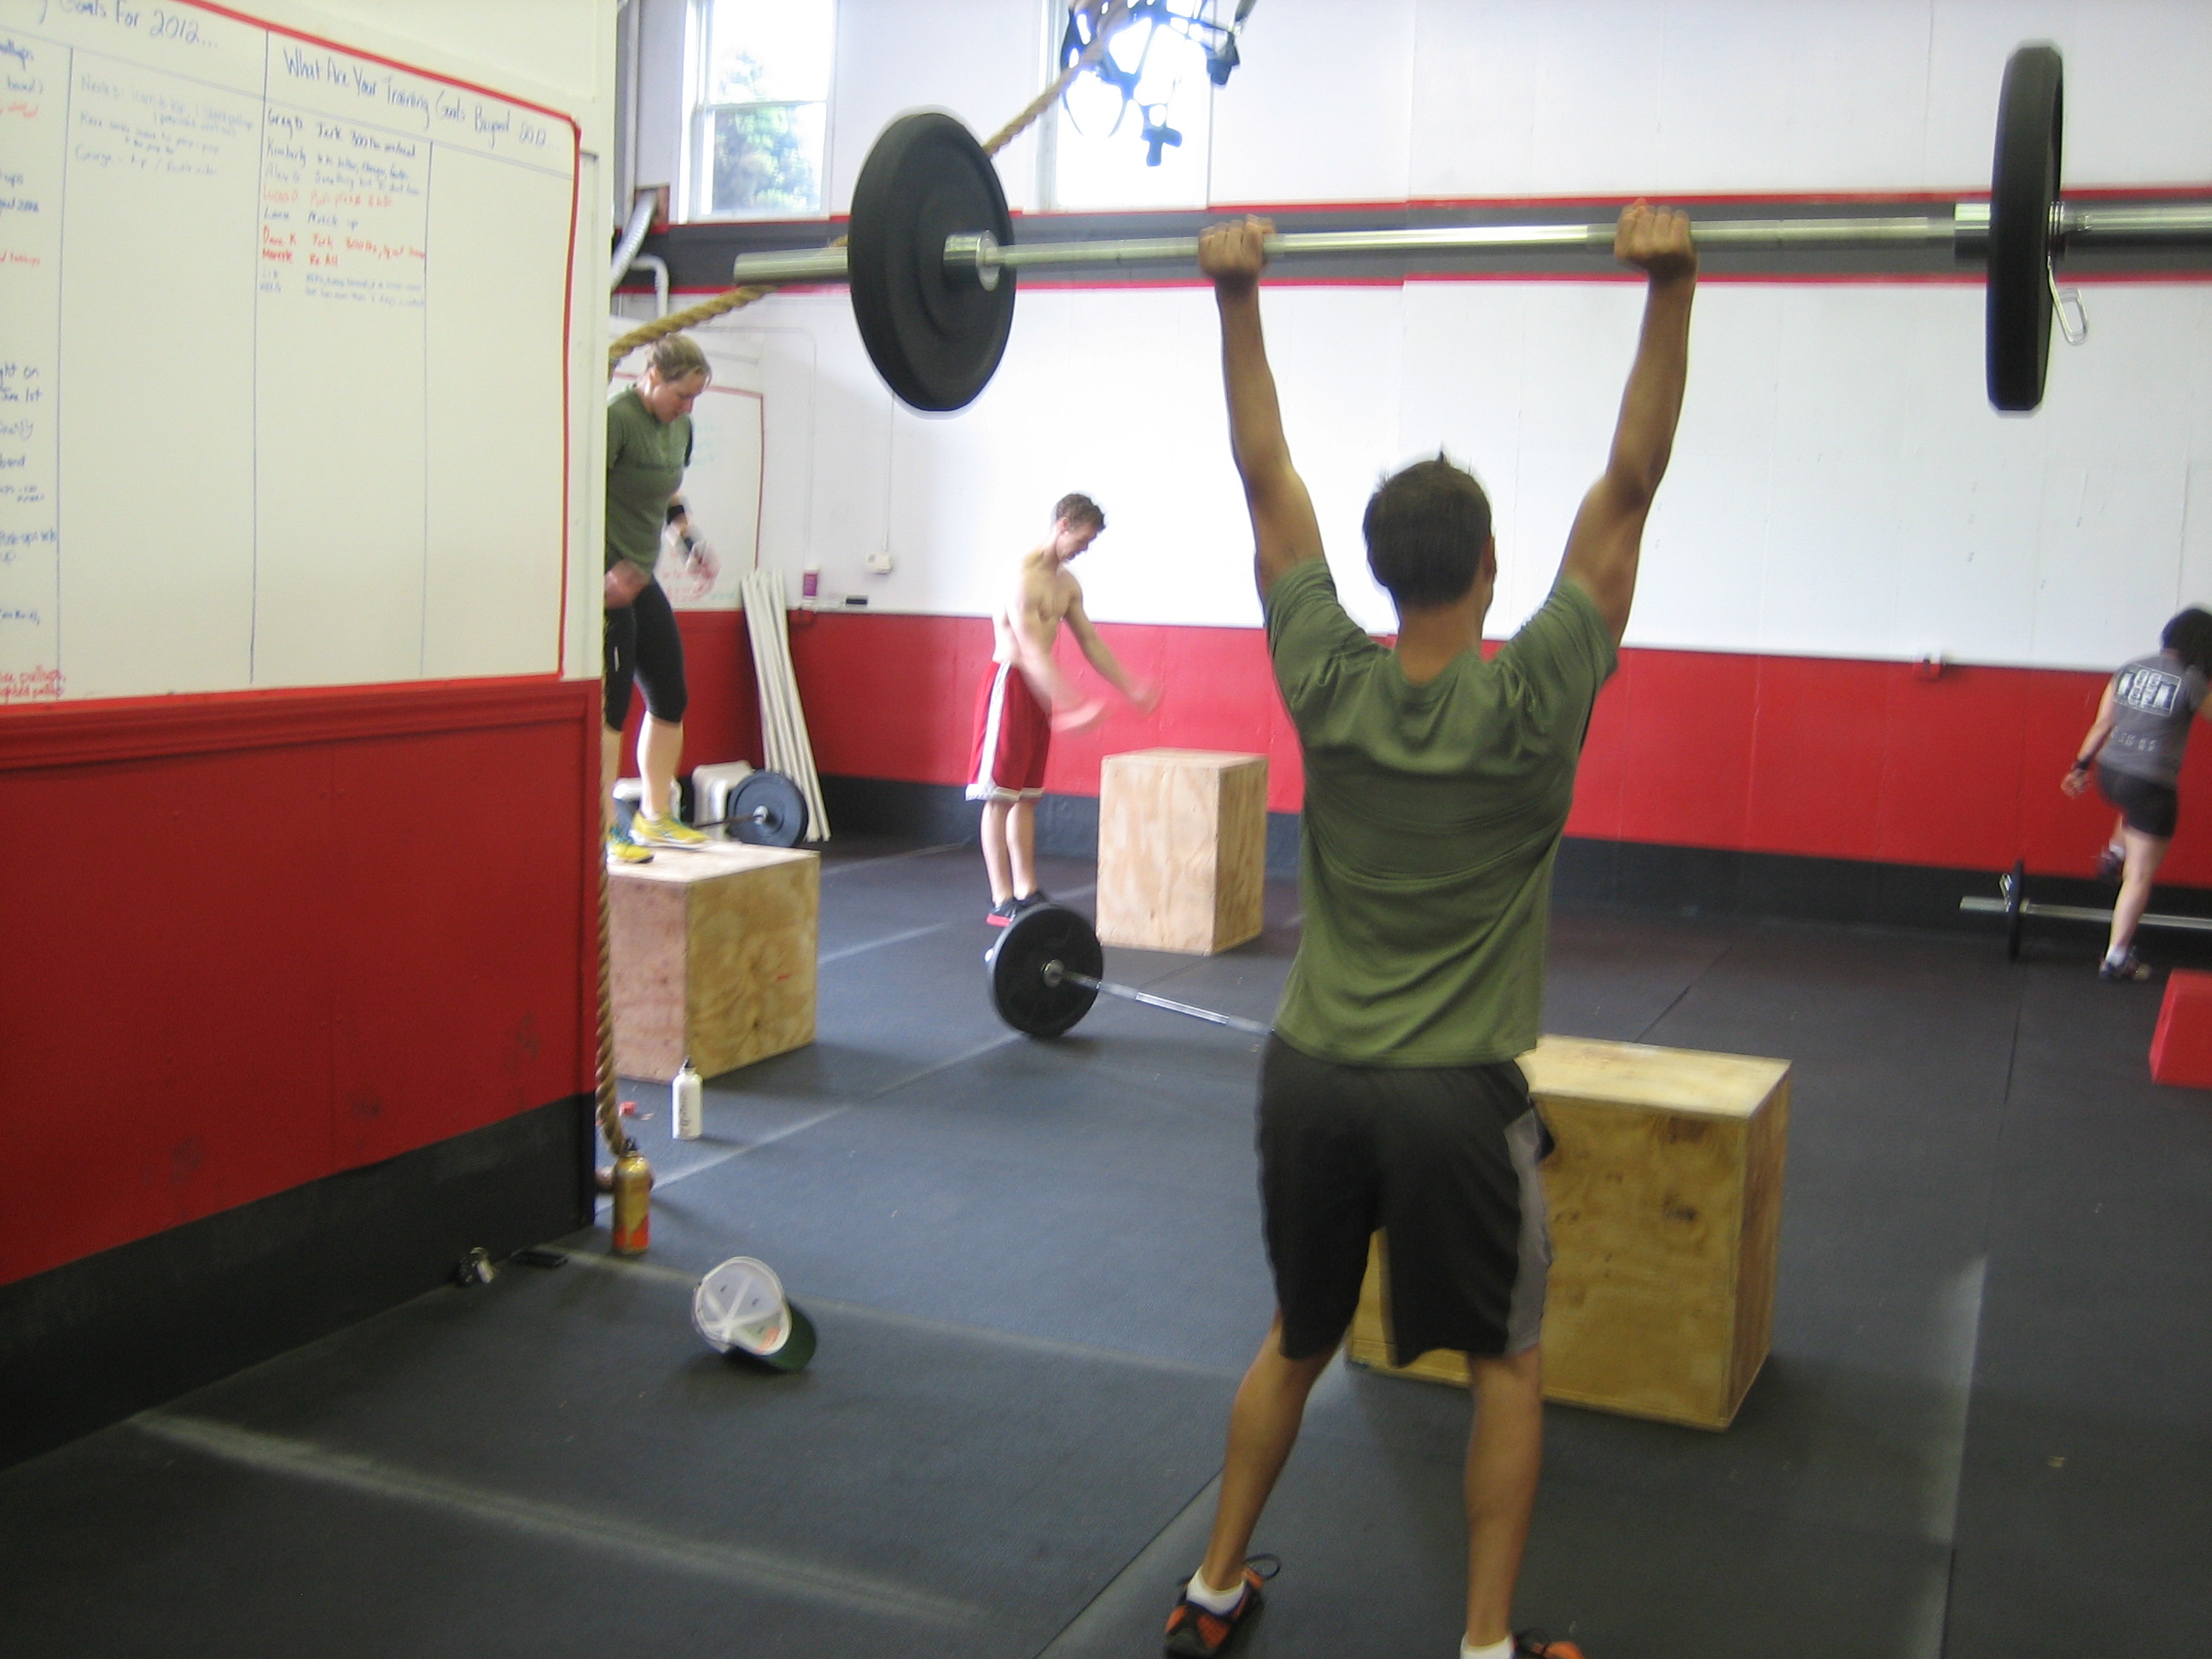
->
xmin=864 ymin=550 xmax=894 ymax=574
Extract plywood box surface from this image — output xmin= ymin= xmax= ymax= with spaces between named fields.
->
xmin=608 ymin=843 xmax=817 ymax=1082
xmin=1095 ymin=748 xmax=1267 ymax=955
xmin=1347 ymin=1035 xmax=1790 ymax=1430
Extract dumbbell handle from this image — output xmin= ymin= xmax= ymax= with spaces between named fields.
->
xmin=1043 ymin=959 xmax=1275 ymax=1037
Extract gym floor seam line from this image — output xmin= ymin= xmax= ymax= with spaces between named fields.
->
xmin=816 ymin=841 xmax=968 ymax=878
xmin=1630 ymin=928 xmax=1743 ymax=1045
xmin=818 ymin=922 xmax=949 ymax=964
xmin=1028 ymin=1352 xmax=1363 ymax=1657
xmin=557 ymin=1249 xmax=1245 ymax=1382
xmin=129 ymin=1412 xmax=989 ymax=1627
xmin=1918 ymin=992 xmax=2030 ymax=1654
xmin=647 ymin=1107 xmax=850 ymax=1188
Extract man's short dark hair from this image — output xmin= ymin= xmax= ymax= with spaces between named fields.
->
xmin=2163 ymin=607 xmax=2212 ymax=675
xmin=1362 ymin=456 xmax=1492 ymax=611
xmin=1055 ymin=492 xmax=1105 ymax=533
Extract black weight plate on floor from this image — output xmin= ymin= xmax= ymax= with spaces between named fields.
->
xmin=2005 ymin=858 xmax=2027 ymax=961
xmin=986 ymin=904 xmax=1102 ymax=1038
xmin=1988 ymin=43 xmax=2063 ymax=412
xmin=849 ymin=112 xmax=1016 ymax=412
xmin=730 ymin=769 xmax=808 ymax=847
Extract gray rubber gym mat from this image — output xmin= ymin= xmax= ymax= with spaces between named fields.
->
xmin=9 ymin=841 xmax=2210 ymax=1655
xmin=0 ymin=1251 xmax=1235 ymax=1659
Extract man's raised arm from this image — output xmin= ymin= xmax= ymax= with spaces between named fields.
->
xmin=1559 ymin=202 xmax=1698 ymax=644
xmin=1200 ymin=218 xmax=1324 ymax=598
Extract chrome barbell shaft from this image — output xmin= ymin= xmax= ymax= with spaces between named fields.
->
xmin=725 ymin=198 xmax=2212 ymax=291
xmin=1959 ymin=894 xmax=2212 ymax=934
xmin=1050 ymin=963 xmax=1275 ymax=1036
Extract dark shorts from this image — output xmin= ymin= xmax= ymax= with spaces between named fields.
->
xmin=1257 ymin=1035 xmax=1553 ymax=1365
xmin=2099 ymin=764 xmax=2179 ymax=839
xmin=603 ymin=576 xmax=688 ymax=730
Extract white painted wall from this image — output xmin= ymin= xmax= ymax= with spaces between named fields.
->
xmin=644 ymin=1 xmax=2212 ymax=671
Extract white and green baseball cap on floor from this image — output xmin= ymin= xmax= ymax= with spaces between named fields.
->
xmin=692 ymin=1256 xmax=818 ymax=1372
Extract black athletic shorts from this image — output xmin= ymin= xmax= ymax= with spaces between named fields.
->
xmin=1256 ymin=1035 xmax=1554 ymax=1365
xmin=603 ymin=575 xmax=688 ymax=730
xmin=2098 ymin=763 xmax=2179 ymax=839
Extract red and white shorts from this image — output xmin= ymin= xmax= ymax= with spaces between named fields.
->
xmin=966 ymin=661 xmax=1051 ymax=803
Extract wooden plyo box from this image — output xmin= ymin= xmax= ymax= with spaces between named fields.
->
xmin=1345 ymin=1036 xmax=1790 ymax=1430
xmin=1095 ymin=748 xmax=1267 ymax=955
xmin=608 ymin=843 xmax=818 ymax=1082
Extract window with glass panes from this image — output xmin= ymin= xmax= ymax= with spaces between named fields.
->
xmin=1047 ymin=0 xmax=1214 ymax=211
xmin=688 ymin=0 xmax=835 ymax=218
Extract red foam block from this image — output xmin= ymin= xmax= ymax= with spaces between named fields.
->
xmin=2150 ymin=969 xmax=2212 ymax=1088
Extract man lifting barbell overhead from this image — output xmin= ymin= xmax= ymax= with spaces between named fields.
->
xmin=1162 ymin=206 xmax=1693 ymax=1659
xmin=968 ymin=493 xmax=1159 ymax=928
xmin=2061 ymin=608 xmax=2212 ymax=981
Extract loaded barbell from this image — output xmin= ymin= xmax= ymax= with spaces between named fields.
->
xmin=723 ymin=44 xmax=2212 ymax=415
xmin=617 ymin=767 xmax=811 ymax=847
xmin=1959 ymin=859 xmax=2212 ymax=961
xmin=986 ymin=903 xmax=1272 ymax=1039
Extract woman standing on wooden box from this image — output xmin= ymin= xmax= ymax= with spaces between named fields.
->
xmin=604 ymin=333 xmax=719 ymax=864
xmin=2062 ymin=607 xmax=2212 ymax=981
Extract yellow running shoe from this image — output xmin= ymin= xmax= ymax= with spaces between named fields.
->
xmin=606 ymin=828 xmax=655 ymax=865
xmin=632 ymin=810 xmax=710 ymax=850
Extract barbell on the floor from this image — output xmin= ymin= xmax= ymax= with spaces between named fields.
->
xmin=986 ymin=903 xmax=1272 ymax=1039
xmin=618 ymin=767 xmax=810 ymax=847
xmin=1960 ymin=858 xmax=2212 ymax=960
xmin=696 ymin=767 xmax=811 ymax=847
xmin=724 ymin=45 xmax=2212 ymax=415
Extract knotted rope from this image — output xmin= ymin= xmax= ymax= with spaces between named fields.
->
xmin=592 ymin=11 xmax=1136 ymax=1156
xmin=606 ymin=0 xmax=1132 ymax=369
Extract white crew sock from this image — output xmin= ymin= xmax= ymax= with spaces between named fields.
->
xmin=1462 ymin=1639 xmax=1514 ymax=1659
xmin=1184 ymin=1567 xmax=1245 ymax=1615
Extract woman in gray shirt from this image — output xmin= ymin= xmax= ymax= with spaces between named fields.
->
xmin=2063 ymin=607 xmax=2212 ymax=979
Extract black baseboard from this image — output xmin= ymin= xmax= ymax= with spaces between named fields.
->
xmin=0 ymin=1094 xmax=595 ymax=1470
xmin=819 ymin=774 xmax=2212 ymax=940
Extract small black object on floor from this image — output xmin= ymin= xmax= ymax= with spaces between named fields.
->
xmin=3 ymin=841 xmax=2209 ymax=1657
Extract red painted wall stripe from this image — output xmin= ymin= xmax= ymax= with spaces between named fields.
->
xmin=753 ymin=610 xmax=2205 ymax=888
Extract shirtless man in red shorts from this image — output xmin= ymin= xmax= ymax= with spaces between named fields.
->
xmin=968 ymin=492 xmax=1159 ymax=926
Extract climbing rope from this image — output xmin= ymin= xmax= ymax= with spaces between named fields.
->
xmin=605 ymin=0 xmax=1134 ymax=369
xmin=592 ymin=13 xmax=1138 ymax=1150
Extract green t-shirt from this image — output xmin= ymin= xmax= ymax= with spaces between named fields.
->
xmin=1265 ymin=559 xmax=1617 ymax=1067
xmin=604 ymin=387 xmax=692 ymax=573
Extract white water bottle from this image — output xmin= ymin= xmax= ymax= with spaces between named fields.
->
xmin=672 ymin=1057 xmax=702 ymax=1141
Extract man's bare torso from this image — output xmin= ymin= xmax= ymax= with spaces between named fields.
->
xmin=990 ymin=546 xmax=1080 ymax=666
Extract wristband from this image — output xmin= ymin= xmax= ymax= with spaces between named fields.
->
xmin=2071 ymin=756 xmax=2093 ymax=772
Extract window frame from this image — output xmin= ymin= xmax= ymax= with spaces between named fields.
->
xmin=681 ymin=0 xmax=838 ymax=224
xmin=1037 ymin=0 xmax=1215 ymax=214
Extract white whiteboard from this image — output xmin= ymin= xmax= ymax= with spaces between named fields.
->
xmin=0 ymin=0 xmax=578 ymax=702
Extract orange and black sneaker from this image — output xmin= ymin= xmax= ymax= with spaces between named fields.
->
xmin=1516 ymin=1631 xmax=1588 ymax=1658
xmin=1162 ymin=1556 xmax=1277 ymax=1657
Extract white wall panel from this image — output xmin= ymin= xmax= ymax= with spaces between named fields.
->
xmin=2031 ymin=463 xmax=2188 ymax=663
xmin=730 ymin=276 xmax=2212 ymax=670
xmin=1404 ymin=0 xmax=2212 ymax=200
xmin=1926 ymin=1 xmax=2212 ymax=190
xmin=829 ymin=0 xmax=1047 ymax=214
xmin=638 ymin=3 xmax=2212 ymax=672
xmin=1208 ymin=0 xmax=1415 ymax=206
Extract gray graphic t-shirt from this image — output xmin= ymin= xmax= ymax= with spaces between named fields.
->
xmin=2103 ymin=651 xmax=2208 ymax=787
